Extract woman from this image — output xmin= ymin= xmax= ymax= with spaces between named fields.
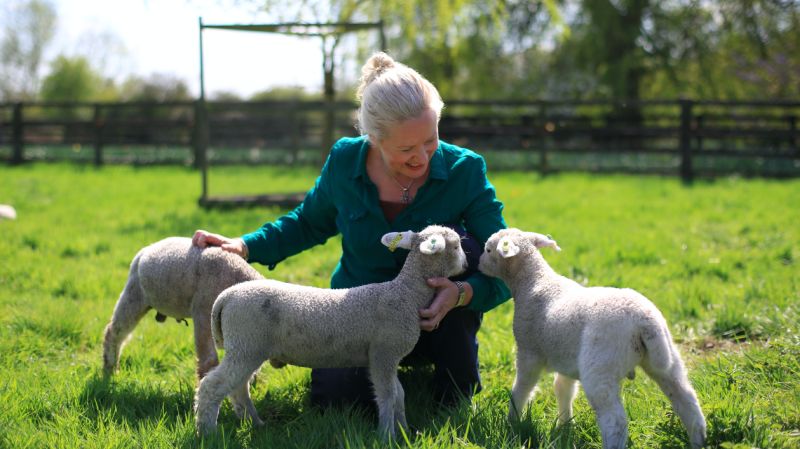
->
xmin=193 ymin=52 xmax=510 ymax=407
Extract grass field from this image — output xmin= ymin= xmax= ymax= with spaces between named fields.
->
xmin=0 ymin=163 xmax=798 ymax=448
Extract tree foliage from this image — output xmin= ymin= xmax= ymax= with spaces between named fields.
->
xmin=0 ymin=0 xmax=57 ymax=101
xmin=39 ymin=55 xmax=113 ymax=102
xmin=253 ymin=0 xmax=799 ymax=101
xmin=119 ymin=73 xmax=193 ymax=102
xmin=3 ymin=0 xmax=798 ymax=102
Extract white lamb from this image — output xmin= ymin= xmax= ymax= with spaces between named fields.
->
xmin=103 ymin=237 xmax=263 ymax=379
xmin=0 ymin=204 xmax=16 ymax=220
xmin=478 ymin=228 xmax=706 ymax=449
xmin=194 ymin=225 xmax=467 ymax=438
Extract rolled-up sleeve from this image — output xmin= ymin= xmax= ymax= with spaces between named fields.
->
xmin=461 ymin=156 xmax=512 ymax=312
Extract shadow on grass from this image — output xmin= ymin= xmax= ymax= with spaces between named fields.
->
xmin=79 ymin=372 xmax=194 ymax=426
xmin=78 ymin=371 xmax=382 ymax=448
xmin=79 ymin=365 xmax=498 ymax=448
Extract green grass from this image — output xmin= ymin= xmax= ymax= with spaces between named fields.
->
xmin=0 ymin=163 xmax=798 ymax=448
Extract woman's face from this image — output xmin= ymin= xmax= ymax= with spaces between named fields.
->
xmin=375 ymin=108 xmax=439 ymax=180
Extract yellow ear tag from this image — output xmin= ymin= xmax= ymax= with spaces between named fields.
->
xmin=388 ymin=234 xmax=403 ymax=252
xmin=502 ymin=240 xmax=510 ymax=253
xmin=430 ymin=238 xmax=437 ymax=251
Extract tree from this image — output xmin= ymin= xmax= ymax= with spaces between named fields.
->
xmin=575 ymin=0 xmax=649 ymax=100
xmin=0 ymin=0 xmax=57 ymax=101
xmin=552 ymin=0 xmax=800 ymax=100
xmin=119 ymin=73 xmax=192 ymax=102
xmin=251 ymin=0 xmax=800 ymax=101
xmin=250 ymin=86 xmax=322 ymax=101
xmin=714 ymin=0 xmax=800 ymax=98
xmin=39 ymin=55 xmax=113 ymax=102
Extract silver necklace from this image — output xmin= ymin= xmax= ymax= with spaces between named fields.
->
xmin=387 ymin=171 xmax=415 ymax=204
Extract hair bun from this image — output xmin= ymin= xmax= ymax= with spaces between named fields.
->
xmin=357 ymin=52 xmax=396 ymax=99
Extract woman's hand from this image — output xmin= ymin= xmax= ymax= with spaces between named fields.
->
xmin=192 ymin=229 xmax=248 ymax=259
xmin=419 ymin=278 xmax=472 ymax=332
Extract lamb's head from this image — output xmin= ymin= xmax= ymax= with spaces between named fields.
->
xmin=381 ymin=225 xmax=467 ymax=279
xmin=478 ymin=228 xmax=560 ymax=280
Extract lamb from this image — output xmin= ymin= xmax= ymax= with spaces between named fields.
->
xmin=0 ymin=204 xmax=16 ymax=220
xmin=478 ymin=228 xmax=706 ymax=449
xmin=102 ymin=237 xmax=263 ymax=379
xmin=193 ymin=225 xmax=467 ymax=438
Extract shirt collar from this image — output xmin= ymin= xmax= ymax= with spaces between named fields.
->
xmin=352 ymin=136 xmax=370 ymax=180
xmin=351 ymin=136 xmax=448 ymax=181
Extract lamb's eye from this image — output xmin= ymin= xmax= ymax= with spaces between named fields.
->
xmin=486 ymin=248 xmax=492 ymax=253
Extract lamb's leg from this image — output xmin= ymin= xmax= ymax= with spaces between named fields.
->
xmin=553 ymin=373 xmax=578 ymax=425
xmin=368 ymin=356 xmax=402 ymax=439
xmin=102 ymin=276 xmax=149 ymax=374
xmin=581 ymin=377 xmax=627 ymax=449
xmin=643 ymin=360 xmax=706 ymax=449
xmin=509 ymin=350 xmax=544 ymax=421
xmin=194 ymin=355 xmax=261 ymax=435
xmin=229 ymin=367 xmax=264 ymax=427
xmin=191 ymin=301 xmax=219 ymax=380
xmin=392 ymin=377 xmax=408 ymax=432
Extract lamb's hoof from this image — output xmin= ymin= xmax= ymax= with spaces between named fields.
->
xmin=102 ymin=360 xmax=118 ymax=376
xmin=195 ymin=422 xmax=217 ymax=437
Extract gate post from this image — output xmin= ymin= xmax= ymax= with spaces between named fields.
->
xmin=679 ymin=99 xmax=694 ymax=183
xmin=93 ymin=104 xmax=104 ymax=166
xmin=12 ymin=102 xmax=23 ymax=165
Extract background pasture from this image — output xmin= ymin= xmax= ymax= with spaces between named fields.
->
xmin=0 ymin=163 xmax=798 ymax=448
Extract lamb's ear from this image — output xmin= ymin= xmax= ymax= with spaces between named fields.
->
xmin=530 ymin=232 xmax=561 ymax=252
xmin=420 ymin=233 xmax=446 ymax=254
xmin=381 ymin=231 xmax=415 ymax=252
xmin=497 ymin=236 xmax=521 ymax=258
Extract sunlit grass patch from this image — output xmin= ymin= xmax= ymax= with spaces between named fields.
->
xmin=0 ymin=164 xmax=798 ymax=448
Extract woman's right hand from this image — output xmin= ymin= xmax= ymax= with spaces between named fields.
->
xmin=192 ymin=229 xmax=248 ymax=259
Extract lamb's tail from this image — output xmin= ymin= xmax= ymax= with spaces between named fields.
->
xmin=640 ymin=318 xmax=675 ymax=374
xmin=211 ymin=290 xmax=227 ymax=350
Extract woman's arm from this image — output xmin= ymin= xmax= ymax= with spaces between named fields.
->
xmin=418 ymin=153 xmax=511 ymax=329
xmin=460 ymin=156 xmax=512 ymax=313
xmin=241 ymin=152 xmax=340 ymax=268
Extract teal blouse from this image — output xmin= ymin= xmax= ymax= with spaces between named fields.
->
xmin=242 ymin=136 xmax=511 ymax=312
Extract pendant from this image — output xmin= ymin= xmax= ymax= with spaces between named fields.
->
xmin=401 ymin=188 xmax=411 ymax=204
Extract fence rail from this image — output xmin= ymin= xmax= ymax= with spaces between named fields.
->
xmin=1 ymin=99 xmax=798 ymax=180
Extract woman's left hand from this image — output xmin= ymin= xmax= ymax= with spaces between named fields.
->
xmin=419 ymin=278 xmax=464 ymax=332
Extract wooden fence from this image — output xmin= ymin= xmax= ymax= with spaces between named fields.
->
xmin=1 ymin=99 xmax=798 ymax=181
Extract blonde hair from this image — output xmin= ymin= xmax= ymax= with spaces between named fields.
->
xmin=356 ymin=52 xmax=444 ymax=142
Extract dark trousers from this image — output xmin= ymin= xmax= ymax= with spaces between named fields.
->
xmin=310 ymin=224 xmax=484 ymax=409
xmin=309 ymin=307 xmax=483 ymax=409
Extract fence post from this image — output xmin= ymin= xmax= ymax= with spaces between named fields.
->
xmin=194 ymin=99 xmax=209 ymax=203
xmin=93 ymin=104 xmax=104 ymax=166
xmin=12 ymin=102 xmax=23 ymax=165
xmin=679 ymin=99 xmax=694 ymax=183
xmin=539 ymin=102 xmax=550 ymax=175
xmin=695 ymin=114 xmax=704 ymax=154
xmin=289 ymin=102 xmax=299 ymax=164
